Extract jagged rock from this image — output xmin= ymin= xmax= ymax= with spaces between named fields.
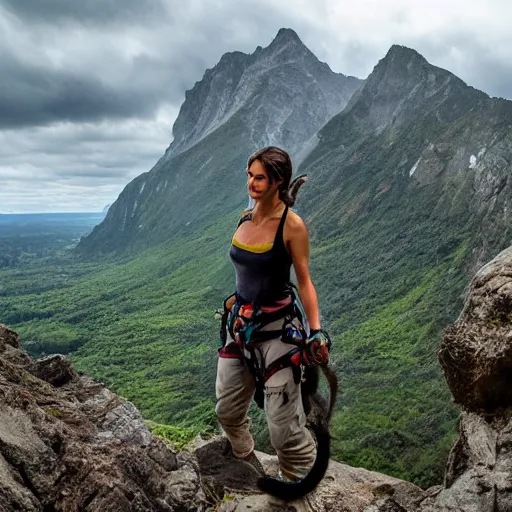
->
xmin=444 ymin=412 xmax=498 ymax=487
xmin=425 ymin=246 xmax=512 ymax=511
xmin=365 ymin=481 xmax=429 ymax=512
xmin=196 ymin=437 xmax=264 ymax=493
xmin=0 ymin=324 xmax=208 ymax=511
xmin=30 ymin=354 xmax=78 ymax=387
xmin=439 ymin=246 xmax=512 ymax=412
xmin=0 ymin=323 xmax=20 ymax=350
xmin=423 ymin=412 xmax=512 ymax=512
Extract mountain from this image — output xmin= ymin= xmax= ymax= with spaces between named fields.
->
xmin=77 ymin=28 xmax=362 ymax=256
xmin=298 ymin=43 xmax=512 ymax=268
xmin=165 ymin=28 xmax=361 ymax=161
xmin=292 ymin=44 xmax=512 ymax=479
xmin=5 ymin=33 xmax=512 ymax=487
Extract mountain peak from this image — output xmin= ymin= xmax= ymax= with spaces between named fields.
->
xmin=266 ymin=27 xmax=307 ymax=54
xmin=161 ymin=26 xmax=361 ymax=161
xmin=264 ymin=27 xmax=316 ymax=64
xmin=373 ymin=44 xmax=429 ymax=79
xmin=331 ymin=44 xmax=487 ymax=138
xmin=272 ymin=27 xmax=303 ymax=45
xmin=385 ymin=44 xmax=426 ymax=61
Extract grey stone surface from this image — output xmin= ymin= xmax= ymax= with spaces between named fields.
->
xmin=167 ymin=28 xmax=362 ymax=161
xmin=426 ymin=247 xmax=512 ymax=511
xmin=0 ymin=324 xmax=209 ymax=511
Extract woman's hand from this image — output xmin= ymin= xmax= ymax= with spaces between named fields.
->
xmin=304 ymin=329 xmax=331 ymax=366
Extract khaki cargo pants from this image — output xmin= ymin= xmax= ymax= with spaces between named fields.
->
xmin=215 ymin=318 xmax=316 ymax=480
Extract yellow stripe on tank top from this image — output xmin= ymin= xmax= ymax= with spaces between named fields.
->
xmin=232 ymin=236 xmax=273 ymax=253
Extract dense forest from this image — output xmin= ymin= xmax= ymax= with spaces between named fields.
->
xmin=0 ymin=213 xmax=104 ymax=269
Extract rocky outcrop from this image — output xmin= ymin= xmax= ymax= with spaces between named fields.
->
xmin=439 ymin=246 xmax=512 ymax=413
xmin=431 ymin=246 xmax=512 ymax=511
xmin=0 ymin=324 xmax=207 ymax=511
xmin=195 ymin=437 xmax=427 ymax=511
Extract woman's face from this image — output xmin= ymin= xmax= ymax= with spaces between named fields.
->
xmin=246 ymin=160 xmax=280 ymax=201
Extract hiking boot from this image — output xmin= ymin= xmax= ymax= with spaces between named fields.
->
xmin=240 ymin=451 xmax=265 ymax=476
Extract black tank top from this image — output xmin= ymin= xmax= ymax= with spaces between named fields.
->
xmin=229 ymin=206 xmax=292 ymax=305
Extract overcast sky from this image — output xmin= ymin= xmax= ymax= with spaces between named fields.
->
xmin=1 ymin=0 xmax=511 ymax=213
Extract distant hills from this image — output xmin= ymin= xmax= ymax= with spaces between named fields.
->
xmin=0 ymin=212 xmax=105 ymax=227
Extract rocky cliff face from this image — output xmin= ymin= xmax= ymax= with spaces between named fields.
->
xmin=344 ymin=45 xmax=487 ymax=134
xmin=300 ymin=44 xmax=512 ymax=270
xmin=166 ymin=28 xmax=361 ymax=160
xmin=433 ymin=246 xmax=512 ymax=511
xmin=2 ymin=245 xmax=511 ymax=511
xmin=76 ymin=28 xmax=362 ymax=256
xmin=0 ymin=326 xmax=206 ymax=511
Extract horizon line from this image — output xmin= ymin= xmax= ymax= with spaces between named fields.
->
xmin=0 ymin=211 xmax=105 ymax=215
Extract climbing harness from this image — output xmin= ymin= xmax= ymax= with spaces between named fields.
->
xmin=216 ymin=284 xmax=329 ymax=408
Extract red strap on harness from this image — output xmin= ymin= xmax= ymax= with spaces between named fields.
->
xmin=264 ymin=347 xmax=302 ymax=382
xmin=218 ymin=343 xmax=244 ymax=359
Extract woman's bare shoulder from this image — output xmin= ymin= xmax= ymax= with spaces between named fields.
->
xmin=287 ymin=209 xmax=306 ymax=226
xmin=286 ymin=209 xmax=308 ymax=235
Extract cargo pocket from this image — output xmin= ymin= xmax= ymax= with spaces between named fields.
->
xmin=265 ymin=381 xmax=302 ymax=452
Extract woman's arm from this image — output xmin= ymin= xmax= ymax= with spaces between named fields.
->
xmin=287 ymin=215 xmax=321 ymax=330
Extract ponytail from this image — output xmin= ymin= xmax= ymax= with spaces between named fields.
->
xmin=279 ymin=174 xmax=308 ymax=207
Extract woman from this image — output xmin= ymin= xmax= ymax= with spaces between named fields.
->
xmin=215 ymin=146 xmax=330 ymax=486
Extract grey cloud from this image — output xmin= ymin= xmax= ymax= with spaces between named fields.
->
xmin=54 ymin=168 xmax=133 ymax=178
xmin=0 ymin=0 xmax=311 ymax=131
xmin=0 ymin=52 xmax=192 ymax=129
xmin=1 ymin=0 xmax=511 ymax=213
xmin=0 ymin=117 xmax=170 ymax=184
xmin=0 ymin=0 xmax=167 ymax=26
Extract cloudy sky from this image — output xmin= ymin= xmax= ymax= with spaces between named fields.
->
xmin=1 ymin=0 xmax=511 ymax=213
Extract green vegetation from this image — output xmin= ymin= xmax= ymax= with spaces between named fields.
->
xmin=146 ymin=420 xmax=202 ymax=450
xmin=0 ymin=205 xmax=485 ymax=489
xmin=0 ymin=213 xmax=103 ymax=268
xmin=2 ymin=87 xmax=511 ymax=489
xmin=42 ymin=407 xmax=64 ymax=418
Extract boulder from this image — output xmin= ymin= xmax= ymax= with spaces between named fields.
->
xmin=439 ymin=246 xmax=512 ymax=412
xmin=429 ymin=246 xmax=512 ymax=511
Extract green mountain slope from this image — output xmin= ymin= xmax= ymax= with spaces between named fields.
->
xmin=1 ymin=42 xmax=512 ymax=488
xmin=294 ymin=45 xmax=512 ymax=484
